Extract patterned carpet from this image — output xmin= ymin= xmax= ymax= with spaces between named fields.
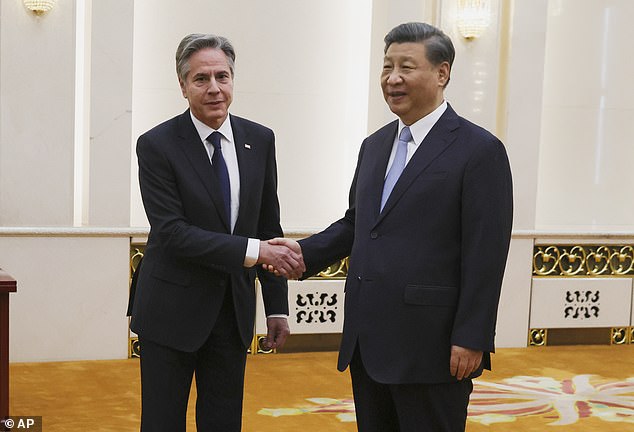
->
xmin=8 ymin=345 xmax=634 ymax=431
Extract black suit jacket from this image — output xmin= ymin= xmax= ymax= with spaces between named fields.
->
xmin=130 ymin=110 xmax=288 ymax=352
xmin=299 ymin=104 xmax=513 ymax=384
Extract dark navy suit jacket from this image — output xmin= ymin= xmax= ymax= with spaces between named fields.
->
xmin=299 ymin=104 xmax=513 ymax=384
xmin=130 ymin=110 xmax=288 ymax=352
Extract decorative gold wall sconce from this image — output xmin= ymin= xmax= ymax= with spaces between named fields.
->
xmin=457 ymin=0 xmax=491 ymax=39
xmin=23 ymin=0 xmax=57 ymax=16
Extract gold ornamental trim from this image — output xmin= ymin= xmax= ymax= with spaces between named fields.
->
xmin=129 ymin=337 xmax=140 ymax=358
xmin=250 ymin=335 xmax=275 ymax=355
xmin=528 ymin=327 xmax=633 ymax=347
xmin=611 ymin=328 xmax=629 ymax=345
xmin=130 ymin=243 xmax=145 ymax=273
xmin=528 ymin=328 xmax=547 ymax=347
xmin=315 ymin=258 xmax=349 ymax=279
xmin=533 ymin=245 xmax=634 ymax=277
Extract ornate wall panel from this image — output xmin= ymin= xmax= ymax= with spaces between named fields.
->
xmin=530 ymin=278 xmax=631 ymax=328
xmin=255 ymin=279 xmax=345 ymax=341
xmin=531 ymin=244 xmax=634 ymax=346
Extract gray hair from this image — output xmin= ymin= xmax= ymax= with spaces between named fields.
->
xmin=175 ymin=33 xmax=236 ymax=81
xmin=384 ymin=22 xmax=455 ymax=87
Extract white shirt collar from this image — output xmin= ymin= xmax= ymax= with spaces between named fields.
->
xmin=189 ymin=112 xmax=234 ymax=144
xmin=398 ymin=100 xmax=448 ymax=145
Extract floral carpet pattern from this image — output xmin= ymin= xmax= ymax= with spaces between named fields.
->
xmin=258 ymin=375 xmax=634 ymax=426
xmin=259 ymin=398 xmax=356 ymax=423
xmin=469 ymin=375 xmax=634 ymax=426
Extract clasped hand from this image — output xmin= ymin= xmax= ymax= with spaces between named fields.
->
xmin=257 ymin=237 xmax=305 ymax=280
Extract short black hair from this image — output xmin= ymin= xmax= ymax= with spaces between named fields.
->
xmin=384 ymin=22 xmax=455 ymax=86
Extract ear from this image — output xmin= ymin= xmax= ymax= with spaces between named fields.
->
xmin=179 ymin=78 xmax=187 ymax=98
xmin=437 ymin=62 xmax=450 ymax=87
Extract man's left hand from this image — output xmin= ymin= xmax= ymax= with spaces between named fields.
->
xmin=263 ymin=317 xmax=290 ymax=350
xmin=450 ymin=345 xmax=482 ymax=380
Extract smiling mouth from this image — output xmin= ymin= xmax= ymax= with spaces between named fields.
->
xmin=389 ymin=92 xmax=407 ymax=98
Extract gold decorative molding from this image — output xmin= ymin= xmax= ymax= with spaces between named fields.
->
xmin=630 ymin=327 xmax=634 ymax=344
xmin=533 ymin=245 xmax=634 ymax=276
xmin=314 ymin=258 xmax=349 ymax=279
xmin=130 ymin=243 xmax=145 ymax=274
xmin=611 ymin=327 xmax=629 ymax=345
xmin=128 ymin=243 xmax=145 ymax=359
xmin=528 ymin=328 xmax=547 ymax=347
xmin=250 ymin=335 xmax=275 ymax=355
xmin=129 ymin=337 xmax=140 ymax=358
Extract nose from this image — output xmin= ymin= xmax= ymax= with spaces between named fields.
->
xmin=386 ymin=69 xmax=403 ymax=85
xmin=207 ymin=78 xmax=220 ymax=93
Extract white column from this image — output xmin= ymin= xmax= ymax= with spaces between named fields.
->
xmin=495 ymin=0 xmax=549 ymax=347
xmin=88 ymin=0 xmax=133 ymax=226
xmin=505 ymin=0 xmax=548 ymax=232
xmin=536 ymin=0 xmax=634 ymax=230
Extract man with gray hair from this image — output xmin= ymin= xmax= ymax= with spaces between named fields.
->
xmin=269 ymin=22 xmax=513 ymax=431
xmin=130 ymin=33 xmax=304 ymax=431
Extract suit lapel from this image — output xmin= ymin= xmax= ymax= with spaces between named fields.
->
xmin=367 ymin=121 xmax=399 ymax=221
xmin=375 ymin=106 xmax=460 ymax=226
xmin=176 ymin=110 xmax=231 ymax=232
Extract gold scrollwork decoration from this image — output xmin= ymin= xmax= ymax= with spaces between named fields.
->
xmin=586 ymin=245 xmax=611 ymax=275
xmin=528 ymin=328 xmax=547 ymax=347
xmin=316 ymin=257 xmax=349 ymax=279
xmin=533 ymin=246 xmax=560 ymax=276
xmin=609 ymin=246 xmax=634 ymax=275
xmin=533 ymin=245 xmax=634 ymax=276
xmin=130 ymin=245 xmax=145 ymax=274
xmin=611 ymin=327 xmax=629 ymax=345
xmin=559 ymin=246 xmax=587 ymax=276
xmin=630 ymin=327 xmax=634 ymax=344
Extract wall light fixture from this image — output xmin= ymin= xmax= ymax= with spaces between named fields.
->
xmin=457 ymin=0 xmax=491 ymax=39
xmin=23 ymin=0 xmax=57 ymax=16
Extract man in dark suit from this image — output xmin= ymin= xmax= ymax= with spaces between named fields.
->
xmin=130 ymin=33 xmax=304 ymax=432
xmin=270 ymin=22 xmax=513 ymax=431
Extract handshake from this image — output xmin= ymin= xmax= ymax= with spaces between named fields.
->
xmin=257 ymin=237 xmax=305 ymax=280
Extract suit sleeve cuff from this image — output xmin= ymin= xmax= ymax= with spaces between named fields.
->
xmin=243 ymin=238 xmax=260 ymax=267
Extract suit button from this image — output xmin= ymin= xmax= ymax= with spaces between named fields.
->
xmin=370 ymin=232 xmax=378 ymax=239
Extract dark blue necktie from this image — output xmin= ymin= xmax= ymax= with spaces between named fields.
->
xmin=208 ymin=131 xmax=231 ymax=223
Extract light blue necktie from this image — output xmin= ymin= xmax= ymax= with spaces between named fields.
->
xmin=380 ymin=126 xmax=412 ymax=211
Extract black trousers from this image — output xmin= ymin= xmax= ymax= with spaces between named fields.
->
xmin=349 ymin=347 xmax=473 ymax=432
xmin=138 ymin=287 xmax=247 ymax=432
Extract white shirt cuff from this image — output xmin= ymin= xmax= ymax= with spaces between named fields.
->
xmin=266 ymin=314 xmax=289 ymax=319
xmin=243 ymin=238 xmax=260 ymax=267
